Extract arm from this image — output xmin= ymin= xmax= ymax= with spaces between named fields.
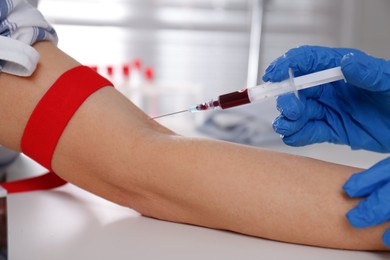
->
xmin=1 ymin=42 xmax=389 ymax=251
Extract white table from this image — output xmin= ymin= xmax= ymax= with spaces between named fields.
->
xmin=6 ymin=161 xmax=390 ymax=259
xmin=5 ymin=114 xmax=390 ymax=260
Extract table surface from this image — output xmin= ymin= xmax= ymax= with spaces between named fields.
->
xmin=5 ymin=115 xmax=390 ymax=260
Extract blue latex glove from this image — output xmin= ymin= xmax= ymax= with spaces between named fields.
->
xmin=262 ymin=45 xmax=390 ymax=153
xmin=343 ymin=157 xmax=390 ymax=247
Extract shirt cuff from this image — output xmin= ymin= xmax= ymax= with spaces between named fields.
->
xmin=0 ymin=0 xmax=58 ymax=76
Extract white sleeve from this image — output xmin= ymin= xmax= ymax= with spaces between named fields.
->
xmin=0 ymin=0 xmax=58 ymax=76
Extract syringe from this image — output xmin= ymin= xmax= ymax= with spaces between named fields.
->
xmin=152 ymin=67 xmax=344 ymax=119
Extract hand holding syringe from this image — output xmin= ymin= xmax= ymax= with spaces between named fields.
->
xmin=152 ymin=67 xmax=345 ymax=119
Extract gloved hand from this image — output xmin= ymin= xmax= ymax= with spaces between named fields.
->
xmin=343 ymin=157 xmax=390 ymax=247
xmin=262 ymin=45 xmax=390 ymax=153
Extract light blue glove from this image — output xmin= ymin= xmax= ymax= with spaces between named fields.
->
xmin=262 ymin=45 xmax=390 ymax=153
xmin=343 ymin=157 xmax=390 ymax=247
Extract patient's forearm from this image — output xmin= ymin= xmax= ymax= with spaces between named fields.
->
xmin=57 ymin=99 xmax=390 ymax=250
xmin=0 ymin=42 xmax=388 ymax=251
xmin=125 ymin=136 xmax=389 ymax=250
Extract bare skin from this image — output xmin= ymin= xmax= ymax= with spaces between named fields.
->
xmin=0 ymin=41 xmax=389 ymax=251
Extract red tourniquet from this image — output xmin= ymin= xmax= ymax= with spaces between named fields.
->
xmin=1 ymin=66 xmax=113 ymax=194
xmin=1 ymin=171 xmax=67 ymax=193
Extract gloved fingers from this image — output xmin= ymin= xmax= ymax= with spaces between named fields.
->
xmin=275 ymin=87 xmax=327 ymax=119
xmin=346 ymin=181 xmax=390 ymax=228
xmin=273 ymin=115 xmax=299 ymax=136
xmin=275 ymin=93 xmax=304 ymax=120
xmin=273 ymin=98 xmax=326 ymax=136
xmin=383 ymin=228 xmax=390 ymax=248
xmin=341 ymin=51 xmax=390 ymax=92
xmin=280 ymin=120 xmax=334 ymax=146
xmin=343 ymin=157 xmax=390 ymax=198
xmin=263 ymin=46 xmax=351 ymax=83
xmin=263 ymin=46 xmax=310 ymax=82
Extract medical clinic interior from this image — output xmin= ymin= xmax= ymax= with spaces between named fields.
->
xmin=1 ymin=0 xmax=390 ymax=259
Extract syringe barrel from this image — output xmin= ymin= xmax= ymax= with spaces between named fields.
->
xmin=199 ymin=67 xmax=344 ymax=112
xmin=216 ymin=81 xmax=292 ymax=109
xmin=247 ymin=80 xmax=293 ymax=103
xmin=247 ymin=66 xmax=344 ymax=103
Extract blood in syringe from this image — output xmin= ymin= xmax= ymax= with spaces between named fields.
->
xmin=218 ymin=89 xmax=250 ymax=109
xmin=196 ymin=100 xmax=220 ymax=111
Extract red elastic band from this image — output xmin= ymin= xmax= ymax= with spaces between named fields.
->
xmin=4 ymin=66 xmax=113 ymax=194
xmin=1 ymin=171 xmax=67 ymax=194
xmin=21 ymin=65 xmax=113 ymax=170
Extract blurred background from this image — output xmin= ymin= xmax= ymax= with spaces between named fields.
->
xmin=36 ymin=0 xmax=390 ymax=93
xmin=24 ymin=0 xmax=390 ymax=168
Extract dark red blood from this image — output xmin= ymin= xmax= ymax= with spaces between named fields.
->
xmin=196 ymin=103 xmax=209 ymax=110
xmin=218 ymin=89 xmax=250 ymax=109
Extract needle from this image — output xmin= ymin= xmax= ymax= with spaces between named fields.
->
xmin=151 ymin=109 xmax=188 ymax=120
